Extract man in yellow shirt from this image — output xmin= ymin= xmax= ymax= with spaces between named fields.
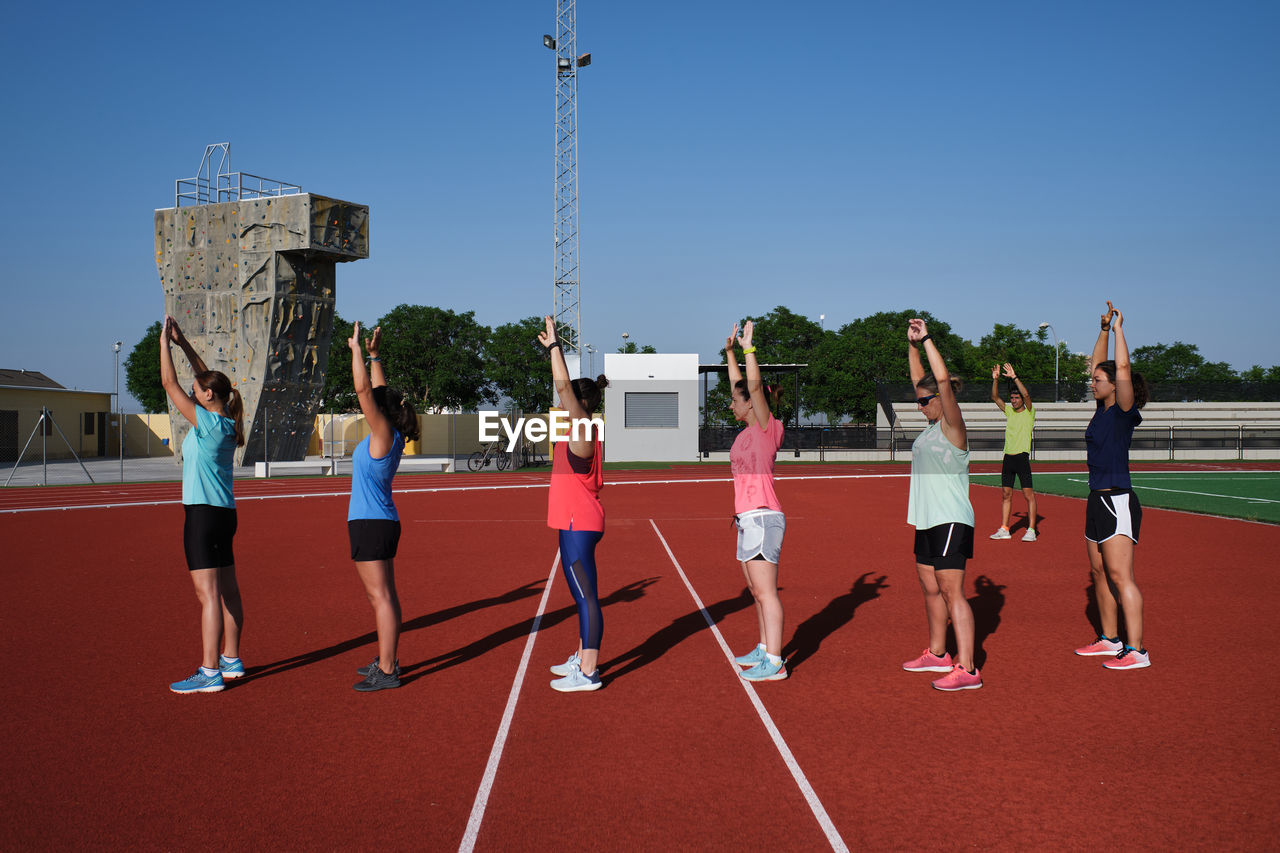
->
xmin=990 ymin=363 xmax=1038 ymax=542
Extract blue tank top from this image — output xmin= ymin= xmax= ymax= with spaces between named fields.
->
xmin=348 ymin=432 xmax=404 ymax=521
xmin=1086 ymin=401 xmax=1142 ymax=490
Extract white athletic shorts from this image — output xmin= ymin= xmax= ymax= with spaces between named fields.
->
xmin=736 ymin=509 xmax=785 ymax=563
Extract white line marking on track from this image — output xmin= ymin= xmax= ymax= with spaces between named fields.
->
xmin=458 ymin=552 xmax=560 ymax=853
xmin=0 ymin=473 xmax=911 ymax=514
xmin=648 ymin=519 xmax=849 ymax=853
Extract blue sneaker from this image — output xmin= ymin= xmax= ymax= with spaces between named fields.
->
xmin=741 ymin=657 xmax=787 ymax=682
xmin=734 ymin=645 xmax=767 ymax=667
xmin=549 ymin=651 xmax=581 ymax=677
xmin=550 ymin=664 xmax=602 ymax=693
xmin=218 ymin=655 xmax=245 ymax=679
xmin=170 ymin=668 xmax=225 ymax=694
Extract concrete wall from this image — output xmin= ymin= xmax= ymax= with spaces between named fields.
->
xmin=602 ymin=353 xmax=699 ymax=462
xmin=155 ymin=194 xmax=368 ymax=467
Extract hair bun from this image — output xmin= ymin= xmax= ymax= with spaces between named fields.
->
xmin=595 ymin=374 xmax=609 ymax=390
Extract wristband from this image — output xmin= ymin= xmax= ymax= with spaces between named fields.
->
xmin=368 ymin=357 xmax=381 ymax=362
xmin=918 ymin=334 xmax=932 ymax=346
xmin=547 ymin=341 xmax=561 ymax=351
xmin=742 ymin=346 xmax=757 ymax=355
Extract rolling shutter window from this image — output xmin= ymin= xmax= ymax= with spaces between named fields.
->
xmin=624 ymin=392 xmax=678 ymax=428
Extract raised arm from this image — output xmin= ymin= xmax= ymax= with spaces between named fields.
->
xmin=366 ymin=325 xmax=387 ymax=390
xmin=168 ymin=317 xmax=209 ymax=376
xmin=737 ymin=321 xmax=772 ymax=430
xmin=1090 ymin=301 xmax=1116 ymax=373
xmin=1111 ymin=306 xmax=1135 ymax=411
xmin=990 ymin=364 xmax=1006 ymax=411
xmin=160 ymin=315 xmax=199 ymax=427
xmin=725 ymin=324 xmax=743 ymax=387
xmin=351 ymin=322 xmax=393 ymax=458
xmin=911 ymin=318 xmax=966 ymax=450
xmin=908 ymin=323 xmax=926 ymax=387
xmin=1003 ymin=363 xmax=1031 ymax=406
xmin=538 ymin=316 xmax=594 ymax=457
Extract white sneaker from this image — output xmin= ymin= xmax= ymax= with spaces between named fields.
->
xmin=550 ymin=663 xmax=602 ymax=692
xmin=549 ymin=651 xmax=581 ymax=677
xmin=990 ymin=528 xmax=1011 ymax=540
xmin=1022 ymin=529 xmax=1037 ymax=542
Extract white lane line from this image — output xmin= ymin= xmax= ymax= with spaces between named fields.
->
xmin=1130 ymin=484 xmax=1279 ymax=504
xmin=648 ymin=519 xmax=849 ymax=853
xmin=458 ymin=552 xmax=560 ymax=853
xmin=1 ymin=473 xmax=913 ymax=514
xmin=1062 ymin=477 xmax=1279 ymax=503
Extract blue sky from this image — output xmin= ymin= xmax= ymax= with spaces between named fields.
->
xmin=2 ymin=1 xmax=1276 ymax=408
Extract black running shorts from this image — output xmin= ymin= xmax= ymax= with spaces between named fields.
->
xmin=349 ymin=519 xmax=402 ymax=562
xmin=1085 ymin=489 xmax=1141 ymax=544
xmin=183 ymin=504 xmax=238 ymax=571
xmin=1000 ymin=453 xmax=1034 ymax=490
xmin=913 ymin=523 xmax=975 ymax=572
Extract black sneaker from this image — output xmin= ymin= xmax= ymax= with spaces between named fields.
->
xmin=356 ymin=657 xmax=380 ymax=677
xmin=354 ymin=663 xmax=401 ymax=692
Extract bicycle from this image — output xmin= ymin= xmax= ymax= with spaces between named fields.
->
xmin=468 ymin=439 xmax=510 ymax=472
xmin=518 ymin=437 xmax=547 ymax=468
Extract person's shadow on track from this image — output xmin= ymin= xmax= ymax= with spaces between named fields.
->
xmin=783 ymin=572 xmax=889 ymax=673
xmin=239 ymin=579 xmax=549 ymax=683
xmin=598 ymin=586 xmax=756 ymax=682
xmin=399 ymin=577 xmax=658 ymax=684
xmin=968 ymin=574 xmax=1006 ymax=670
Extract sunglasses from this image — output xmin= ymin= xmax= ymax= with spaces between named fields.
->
xmin=916 ymin=394 xmax=938 ymax=406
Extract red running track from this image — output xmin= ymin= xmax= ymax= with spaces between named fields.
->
xmin=1 ymin=464 xmax=1277 ymax=849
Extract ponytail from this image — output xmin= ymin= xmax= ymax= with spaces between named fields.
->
xmin=196 ymin=370 xmax=246 ymax=446
xmin=226 ymin=387 xmax=246 ymax=447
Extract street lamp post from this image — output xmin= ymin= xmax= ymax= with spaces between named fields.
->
xmin=585 ymin=344 xmax=596 ymax=376
xmin=113 ymin=341 xmax=123 ymax=481
xmin=620 ymin=332 xmax=629 ymax=352
xmin=1038 ymin=322 xmax=1059 ymax=402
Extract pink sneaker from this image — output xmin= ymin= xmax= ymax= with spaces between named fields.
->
xmin=1103 ymin=647 xmax=1150 ymax=670
xmin=932 ymin=665 xmax=982 ymax=691
xmin=1074 ymin=635 xmax=1123 ymax=656
xmin=902 ymin=649 xmax=953 ymax=672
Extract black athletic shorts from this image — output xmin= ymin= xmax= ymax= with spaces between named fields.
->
xmin=914 ymin=523 xmax=975 ymax=572
xmin=183 ymin=504 xmax=238 ymax=571
xmin=1085 ymin=489 xmax=1142 ymax=544
xmin=1001 ymin=453 xmax=1034 ymax=489
xmin=349 ymin=519 xmax=402 ymax=562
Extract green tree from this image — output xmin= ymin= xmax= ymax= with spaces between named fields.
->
xmin=1131 ymin=342 xmax=1236 ymax=383
xmin=972 ymin=323 xmax=1058 ymax=381
xmin=124 ymin=321 xmax=167 ymax=413
xmin=375 ymin=304 xmax=491 ymax=413
xmin=486 ymin=316 xmax=554 ymax=413
xmin=1240 ymin=364 xmax=1280 ymax=382
xmin=617 ymin=341 xmax=657 ymax=354
xmin=704 ymin=306 xmax=825 ymax=427
xmin=319 ymin=312 xmax=361 ymax=413
xmin=806 ymin=309 xmax=971 ymax=423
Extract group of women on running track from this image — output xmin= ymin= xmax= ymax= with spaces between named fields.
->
xmin=161 ymin=300 xmax=1149 ymax=695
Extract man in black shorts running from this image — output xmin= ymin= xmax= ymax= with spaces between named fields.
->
xmin=990 ymin=363 xmax=1038 ymax=542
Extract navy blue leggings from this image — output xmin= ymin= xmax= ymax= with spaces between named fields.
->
xmin=558 ymin=527 xmax=604 ymax=651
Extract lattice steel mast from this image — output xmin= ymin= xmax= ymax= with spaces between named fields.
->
xmin=544 ymin=4 xmax=590 ymax=354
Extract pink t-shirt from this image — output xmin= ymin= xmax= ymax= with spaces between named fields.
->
xmin=730 ymin=415 xmax=784 ymax=514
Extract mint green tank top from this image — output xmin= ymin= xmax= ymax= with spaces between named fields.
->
xmin=907 ymin=421 xmax=974 ymax=530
